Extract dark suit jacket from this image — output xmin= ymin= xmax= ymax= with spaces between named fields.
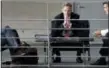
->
xmin=51 ymin=12 xmax=80 ymax=37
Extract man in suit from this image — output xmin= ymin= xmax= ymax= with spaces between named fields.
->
xmin=1 ymin=25 xmax=21 ymax=52
xmin=91 ymin=1 xmax=109 ymax=65
xmin=51 ymin=3 xmax=83 ymax=63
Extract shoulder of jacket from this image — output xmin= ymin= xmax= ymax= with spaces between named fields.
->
xmin=71 ymin=12 xmax=79 ymax=17
xmin=54 ymin=13 xmax=63 ymax=19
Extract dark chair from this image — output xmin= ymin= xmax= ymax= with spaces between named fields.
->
xmin=78 ymin=20 xmax=91 ymax=61
xmin=50 ymin=20 xmax=91 ymax=63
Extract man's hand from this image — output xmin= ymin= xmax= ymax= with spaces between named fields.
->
xmin=94 ymin=30 xmax=101 ymax=37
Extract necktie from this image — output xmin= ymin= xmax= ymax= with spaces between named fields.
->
xmin=64 ymin=16 xmax=71 ymax=38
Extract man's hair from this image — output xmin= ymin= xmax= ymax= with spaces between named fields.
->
xmin=63 ymin=2 xmax=72 ymax=8
xmin=103 ymin=1 xmax=109 ymax=5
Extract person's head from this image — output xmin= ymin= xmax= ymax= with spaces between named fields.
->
xmin=103 ymin=1 xmax=109 ymax=14
xmin=62 ymin=3 xmax=72 ymax=16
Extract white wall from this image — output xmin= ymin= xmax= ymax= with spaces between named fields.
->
xmin=2 ymin=1 xmax=108 ymax=42
xmin=2 ymin=0 xmax=108 ymax=2
xmin=2 ymin=1 xmax=63 ymax=41
xmin=76 ymin=2 xmax=108 ymax=44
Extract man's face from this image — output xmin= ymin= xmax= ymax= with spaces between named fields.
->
xmin=103 ymin=4 xmax=109 ymax=15
xmin=62 ymin=6 xmax=72 ymax=16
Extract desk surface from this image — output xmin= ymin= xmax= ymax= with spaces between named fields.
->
xmin=35 ymin=34 xmax=94 ymax=43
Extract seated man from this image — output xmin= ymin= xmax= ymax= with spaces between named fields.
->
xmin=1 ymin=25 xmax=22 ymax=62
xmin=1 ymin=25 xmax=21 ymax=52
xmin=91 ymin=1 xmax=109 ymax=65
xmin=51 ymin=3 xmax=83 ymax=63
xmin=1 ymin=25 xmax=38 ymax=64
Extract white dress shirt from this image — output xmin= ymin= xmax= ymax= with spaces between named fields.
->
xmin=101 ymin=29 xmax=108 ymax=36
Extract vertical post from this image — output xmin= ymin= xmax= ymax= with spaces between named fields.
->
xmin=46 ymin=2 xmax=51 ymax=68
